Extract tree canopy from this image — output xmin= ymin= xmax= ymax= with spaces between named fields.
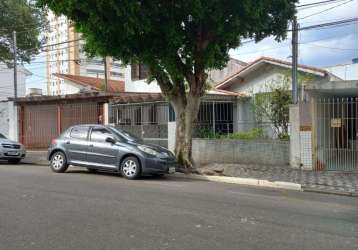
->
xmin=37 ymin=0 xmax=297 ymax=167
xmin=37 ymin=0 xmax=296 ymax=96
xmin=0 ymin=0 xmax=46 ymax=65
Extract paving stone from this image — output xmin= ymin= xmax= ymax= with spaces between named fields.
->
xmin=198 ymin=163 xmax=358 ymax=194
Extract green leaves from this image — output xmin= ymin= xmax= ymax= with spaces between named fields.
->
xmin=0 ymin=0 xmax=46 ymax=65
xmin=36 ymin=0 xmax=296 ymax=90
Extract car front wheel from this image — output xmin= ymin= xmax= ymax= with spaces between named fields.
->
xmin=121 ymin=156 xmax=141 ymax=180
xmin=50 ymin=151 xmax=69 ymax=173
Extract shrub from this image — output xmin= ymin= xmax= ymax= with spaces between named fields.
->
xmin=220 ymin=128 xmax=264 ymax=140
xmin=196 ymin=127 xmax=220 ymax=139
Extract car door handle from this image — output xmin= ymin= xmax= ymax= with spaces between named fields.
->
xmin=89 ymin=144 xmax=94 ymax=147
xmin=65 ymin=141 xmax=70 ymax=144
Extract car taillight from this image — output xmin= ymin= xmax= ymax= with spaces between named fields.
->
xmin=51 ymin=139 xmax=57 ymax=145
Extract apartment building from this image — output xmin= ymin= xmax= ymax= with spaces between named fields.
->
xmin=46 ymin=11 xmax=126 ymax=95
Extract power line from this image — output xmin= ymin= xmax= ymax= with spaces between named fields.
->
xmin=28 ymin=58 xmax=91 ymax=64
xmin=302 ymin=43 xmax=358 ymax=51
xmin=22 ymin=38 xmax=83 ymax=54
xmin=236 ymin=17 xmax=358 ymax=48
xmin=231 ymin=30 xmax=358 ymax=56
xmin=299 ymin=0 xmax=355 ymax=20
xmin=0 ymin=21 xmax=72 ymax=33
xmin=296 ymin=0 xmax=346 ymax=8
xmin=297 ymin=17 xmax=358 ymax=30
xmin=299 ymin=15 xmax=357 ymax=24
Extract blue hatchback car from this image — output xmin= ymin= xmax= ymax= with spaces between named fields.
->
xmin=48 ymin=125 xmax=177 ymax=179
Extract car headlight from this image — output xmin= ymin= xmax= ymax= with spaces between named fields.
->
xmin=137 ymin=145 xmax=159 ymax=156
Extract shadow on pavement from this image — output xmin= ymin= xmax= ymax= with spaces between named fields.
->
xmin=65 ymin=168 xmax=196 ymax=182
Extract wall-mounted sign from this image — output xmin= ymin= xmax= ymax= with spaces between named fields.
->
xmin=331 ymin=118 xmax=342 ymax=128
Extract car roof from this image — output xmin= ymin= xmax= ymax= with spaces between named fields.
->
xmin=72 ymin=124 xmax=106 ymax=128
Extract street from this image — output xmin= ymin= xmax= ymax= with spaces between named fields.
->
xmin=0 ymin=163 xmax=357 ymax=250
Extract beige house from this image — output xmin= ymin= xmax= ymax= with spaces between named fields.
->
xmin=215 ymin=57 xmax=339 ymax=137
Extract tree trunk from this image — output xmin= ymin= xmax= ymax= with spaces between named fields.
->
xmin=172 ymin=95 xmax=201 ymax=169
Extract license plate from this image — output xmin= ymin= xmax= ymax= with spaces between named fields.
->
xmin=7 ymin=151 xmax=19 ymax=156
xmin=168 ymin=166 xmax=176 ymax=174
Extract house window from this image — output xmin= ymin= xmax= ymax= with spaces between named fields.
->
xmin=169 ymin=105 xmax=175 ymax=122
xmin=131 ymin=64 xmax=148 ymax=81
xmin=117 ymin=109 xmax=131 ymax=125
xmin=149 ymin=105 xmax=157 ymax=124
xmin=134 ymin=107 xmax=142 ymax=125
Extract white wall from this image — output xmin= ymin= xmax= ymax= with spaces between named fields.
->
xmin=226 ymin=64 xmax=291 ymax=95
xmin=7 ymin=101 xmax=18 ymax=141
xmin=60 ymin=79 xmax=84 ymax=94
xmin=124 ymin=66 xmax=161 ymax=93
xmin=0 ymin=65 xmax=28 ymax=101
xmin=0 ymin=101 xmax=18 ymax=141
xmin=0 ymin=102 xmax=9 ymax=138
xmin=325 ymin=63 xmax=358 ymax=80
xmin=167 ymin=122 xmax=176 ymax=153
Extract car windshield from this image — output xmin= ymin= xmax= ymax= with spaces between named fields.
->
xmin=0 ymin=133 xmax=6 ymax=139
xmin=108 ymin=127 xmax=141 ymax=142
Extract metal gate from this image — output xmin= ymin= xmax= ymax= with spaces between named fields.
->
xmin=109 ymin=102 xmax=169 ymax=148
xmin=315 ymin=97 xmax=358 ymax=171
xmin=19 ymin=102 xmax=103 ymax=149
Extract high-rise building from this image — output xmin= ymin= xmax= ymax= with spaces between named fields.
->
xmin=46 ymin=11 xmax=126 ymax=95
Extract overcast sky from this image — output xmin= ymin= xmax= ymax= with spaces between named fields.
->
xmin=230 ymin=0 xmax=358 ymax=66
xmin=25 ymin=0 xmax=358 ymax=92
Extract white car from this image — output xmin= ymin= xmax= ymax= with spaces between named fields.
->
xmin=0 ymin=133 xmax=26 ymax=164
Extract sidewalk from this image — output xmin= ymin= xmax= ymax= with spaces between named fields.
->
xmin=23 ymin=151 xmax=48 ymax=166
xmin=23 ymin=151 xmax=358 ymax=196
xmin=196 ymin=163 xmax=358 ymax=195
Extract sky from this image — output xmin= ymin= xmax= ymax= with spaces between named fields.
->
xmin=25 ymin=0 xmax=358 ymax=93
xmin=230 ymin=0 xmax=358 ymax=66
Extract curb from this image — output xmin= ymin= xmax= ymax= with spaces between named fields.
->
xmin=302 ymin=187 xmax=358 ymax=197
xmin=23 ymin=151 xmax=48 ymax=166
xmin=173 ymin=173 xmax=302 ymax=191
xmin=21 ymin=161 xmax=48 ymax=166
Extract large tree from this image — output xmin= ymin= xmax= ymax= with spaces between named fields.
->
xmin=0 ymin=0 xmax=46 ymax=65
xmin=37 ymin=0 xmax=296 ymax=168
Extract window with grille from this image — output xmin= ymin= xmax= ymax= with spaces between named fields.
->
xmin=131 ymin=64 xmax=148 ymax=81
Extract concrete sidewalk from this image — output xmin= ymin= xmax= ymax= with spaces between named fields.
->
xmin=23 ymin=151 xmax=358 ymax=196
xmin=23 ymin=151 xmax=48 ymax=166
xmin=195 ymin=164 xmax=358 ymax=196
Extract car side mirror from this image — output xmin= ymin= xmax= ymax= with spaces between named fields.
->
xmin=105 ymin=137 xmax=116 ymax=144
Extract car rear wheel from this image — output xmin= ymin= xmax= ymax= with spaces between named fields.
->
xmin=8 ymin=159 xmax=21 ymax=164
xmin=50 ymin=151 xmax=69 ymax=173
xmin=87 ymin=168 xmax=97 ymax=173
xmin=121 ymin=156 xmax=141 ymax=180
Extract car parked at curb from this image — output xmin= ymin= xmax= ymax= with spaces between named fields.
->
xmin=47 ymin=124 xmax=177 ymax=179
xmin=0 ymin=133 xmax=26 ymax=164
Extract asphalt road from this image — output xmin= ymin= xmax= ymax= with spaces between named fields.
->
xmin=0 ymin=163 xmax=358 ymax=250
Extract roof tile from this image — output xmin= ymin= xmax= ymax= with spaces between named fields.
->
xmin=54 ymin=73 xmax=125 ymax=93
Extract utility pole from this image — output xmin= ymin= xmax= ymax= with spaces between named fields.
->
xmin=104 ymin=57 xmax=108 ymax=92
xmin=13 ymin=31 xmax=18 ymax=100
xmin=291 ymin=16 xmax=298 ymax=104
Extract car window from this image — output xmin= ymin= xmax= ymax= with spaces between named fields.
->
xmin=0 ymin=133 xmax=6 ymax=139
xmin=60 ymin=128 xmax=71 ymax=138
xmin=90 ymin=127 xmax=113 ymax=143
xmin=70 ymin=126 xmax=89 ymax=140
xmin=108 ymin=127 xmax=141 ymax=142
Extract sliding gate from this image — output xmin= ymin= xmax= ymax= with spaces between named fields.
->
xmin=315 ymin=97 xmax=358 ymax=171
